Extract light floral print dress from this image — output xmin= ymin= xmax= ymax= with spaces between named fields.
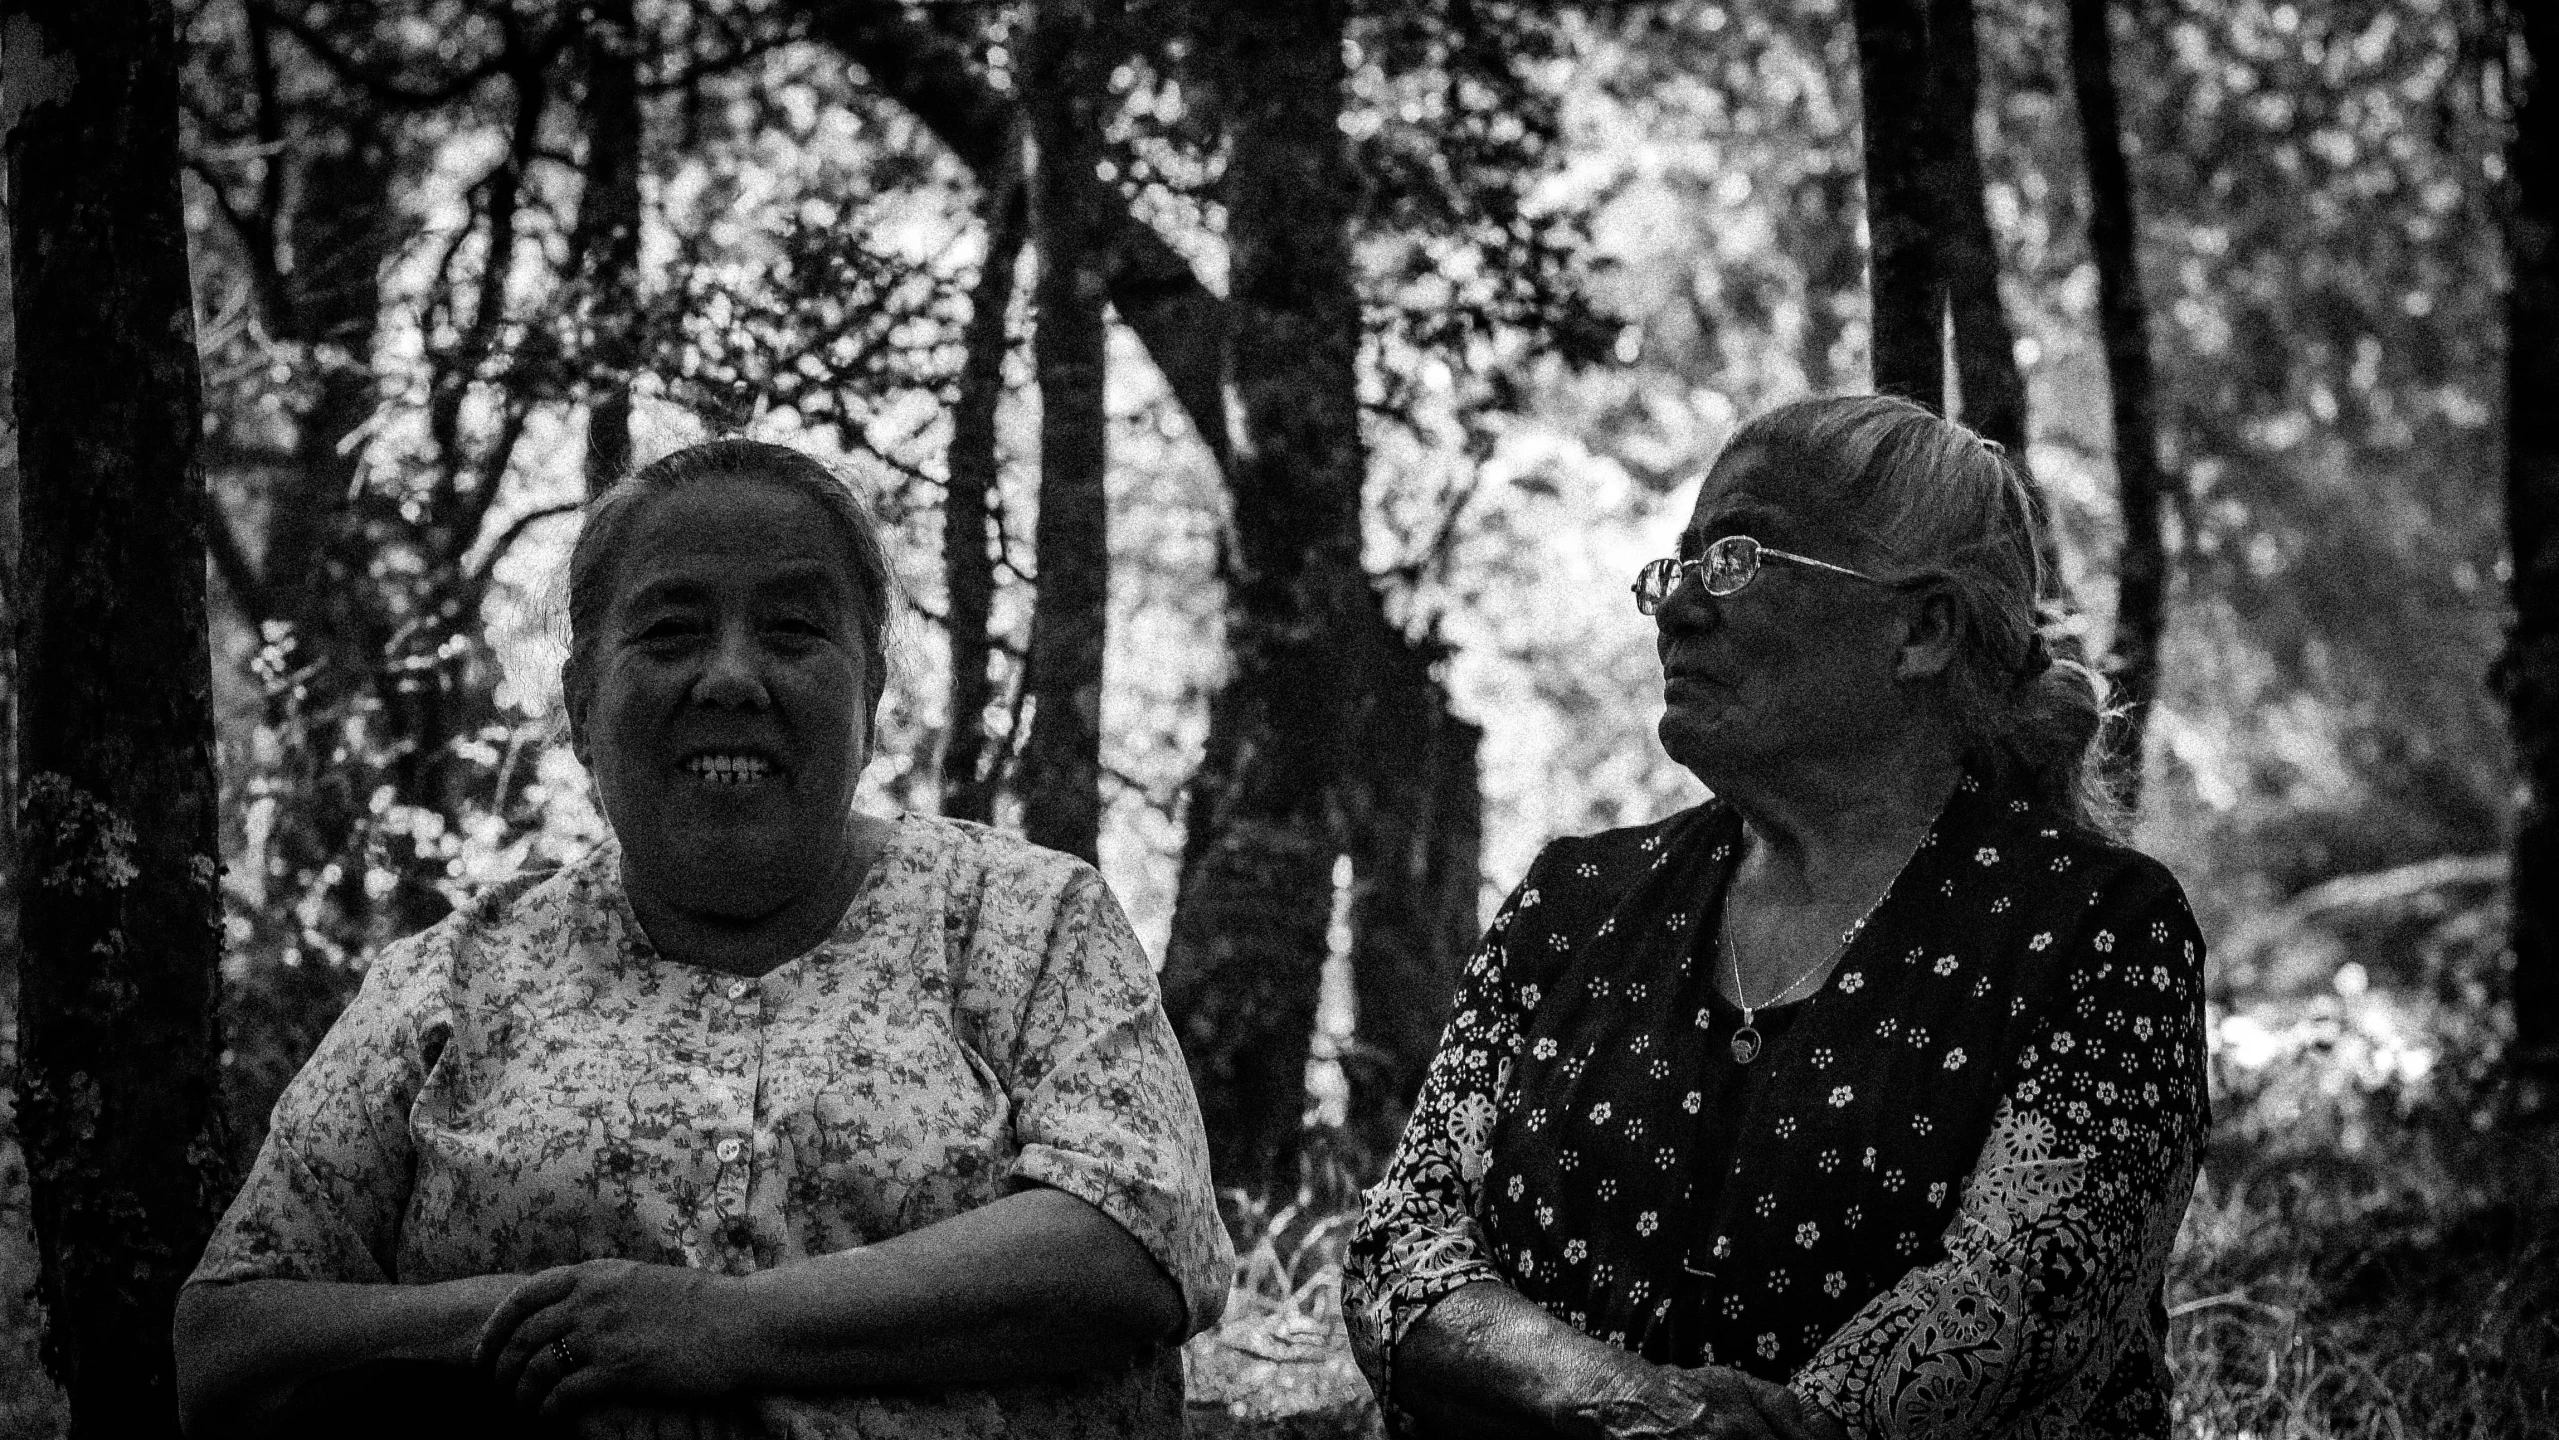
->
xmin=193 ymin=815 xmax=1233 ymax=1439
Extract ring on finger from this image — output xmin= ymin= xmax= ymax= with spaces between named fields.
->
xmin=551 ymin=1336 xmax=583 ymax=1369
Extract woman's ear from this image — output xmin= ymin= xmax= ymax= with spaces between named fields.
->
xmin=1894 ymin=585 xmax=1963 ymax=682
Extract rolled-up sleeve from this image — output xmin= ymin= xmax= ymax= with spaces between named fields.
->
xmin=189 ymin=931 xmax=450 ymax=1287
xmin=1343 ymin=859 xmax=1555 ymax=1421
xmin=1790 ymin=873 xmax=2209 ymax=1438
xmin=994 ymin=866 xmax=1235 ymax=1338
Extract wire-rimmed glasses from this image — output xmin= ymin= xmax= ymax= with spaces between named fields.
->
xmin=1631 ymin=534 xmax=1883 ymax=614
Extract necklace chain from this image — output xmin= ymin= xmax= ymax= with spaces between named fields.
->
xmin=1720 ymin=831 xmax=1928 ymax=1063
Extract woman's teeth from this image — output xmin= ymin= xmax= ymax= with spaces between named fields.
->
xmin=685 ymin=754 xmax=772 ymax=785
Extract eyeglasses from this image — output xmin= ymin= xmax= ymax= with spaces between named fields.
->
xmin=1631 ymin=535 xmax=1883 ymax=614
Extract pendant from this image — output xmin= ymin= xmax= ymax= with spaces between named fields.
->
xmin=1730 ymin=1024 xmax=1762 ymax=1064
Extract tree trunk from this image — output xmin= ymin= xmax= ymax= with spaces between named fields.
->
xmin=7 ymin=3 xmax=229 ymax=1434
xmin=1849 ymin=0 xmax=1943 ymax=409
xmin=1343 ymin=631 xmax=1483 ymax=1166
xmin=942 ymin=168 xmax=1027 ymax=826
xmin=576 ymin=0 xmax=644 ymax=495
xmin=2069 ymin=0 xmax=2170 ymax=810
xmin=2499 ymin=0 xmax=2559 ymax=1115
xmin=797 ymin=0 xmax=1231 ymax=472
xmin=1925 ymin=0 xmax=2029 ymax=460
xmin=1157 ymin=0 xmax=1370 ymax=1199
xmin=1016 ymin=0 xmax=1113 ymax=864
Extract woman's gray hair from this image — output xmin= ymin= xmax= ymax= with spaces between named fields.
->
xmin=1723 ymin=394 xmax=2124 ymax=837
xmin=561 ymin=438 xmax=899 ymax=729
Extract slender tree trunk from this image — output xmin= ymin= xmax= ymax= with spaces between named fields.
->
xmin=797 ymin=0 xmax=1231 ymax=472
xmin=2499 ymin=0 xmax=2559 ymax=1114
xmin=1849 ymin=0 xmax=1943 ymax=408
xmin=1343 ymin=634 xmax=1483 ymax=1165
xmin=2070 ymin=0 xmax=2170 ymax=809
xmin=1158 ymin=0 xmax=1369 ymax=1199
xmin=1017 ymin=0 xmax=1113 ymax=864
xmin=1926 ymin=0 xmax=2028 ymax=460
xmin=7 ymin=3 xmax=229 ymax=1434
xmin=576 ymin=0 xmax=644 ymax=495
xmin=943 ymin=169 xmax=1027 ymax=826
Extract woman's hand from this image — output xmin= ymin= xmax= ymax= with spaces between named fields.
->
xmin=1573 ymin=1361 xmax=1843 ymax=1440
xmin=475 ymin=1259 xmax=748 ymax=1417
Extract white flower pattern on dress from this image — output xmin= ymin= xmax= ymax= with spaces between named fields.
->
xmin=1344 ymin=784 xmax=2207 ymax=1440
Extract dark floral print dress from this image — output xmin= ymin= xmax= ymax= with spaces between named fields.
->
xmin=192 ymin=815 xmax=1233 ymax=1440
xmin=1344 ymin=776 xmax=2208 ymax=1439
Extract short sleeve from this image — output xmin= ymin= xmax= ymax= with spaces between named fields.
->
xmin=981 ymin=865 xmax=1234 ymax=1339
xmin=1791 ymin=864 xmax=2208 ymax=1438
xmin=1343 ymin=848 xmax=1565 ymax=1424
xmin=189 ymin=928 xmax=455 ymax=1286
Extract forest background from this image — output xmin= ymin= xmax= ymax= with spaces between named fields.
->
xmin=1 ymin=0 xmax=2554 ymax=1435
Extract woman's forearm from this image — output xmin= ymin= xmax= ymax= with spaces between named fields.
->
xmin=174 ymin=1274 xmax=517 ymax=1436
xmin=723 ymin=1185 xmax=1185 ymax=1390
xmin=1392 ymin=1281 xmax=1650 ymax=1438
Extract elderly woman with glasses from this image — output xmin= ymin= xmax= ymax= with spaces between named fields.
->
xmin=1344 ymin=395 xmax=2208 ymax=1440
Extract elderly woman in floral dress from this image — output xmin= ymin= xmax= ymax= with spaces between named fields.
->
xmin=1345 ymin=396 xmax=2208 ymax=1439
xmin=176 ymin=439 xmax=1232 ymax=1440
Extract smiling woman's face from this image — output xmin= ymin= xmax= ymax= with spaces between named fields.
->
xmin=569 ymin=475 xmax=875 ymax=924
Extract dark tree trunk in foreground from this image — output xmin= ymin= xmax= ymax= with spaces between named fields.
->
xmin=576 ymin=0 xmax=645 ymax=494
xmin=2500 ymin=0 xmax=2559 ymax=1115
xmin=1851 ymin=0 xmax=2031 ymax=465
xmin=1926 ymin=0 xmax=2028 ymax=461
xmin=7 ymin=1 xmax=230 ymax=1433
xmin=2070 ymin=0 xmax=2171 ymax=810
xmin=1016 ymin=0 xmax=1113 ymax=864
xmin=1850 ymin=0 xmax=1944 ymax=409
xmin=1158 ymin=0 xmax=1371 ymax=1198
xmin=942 ymin=167 xmax=1026 ymax=826
xmin=805 ymin=0 xmax=1489 ymax=1181
xmin=1343 ymin=636 xmax=1483 ymax=1165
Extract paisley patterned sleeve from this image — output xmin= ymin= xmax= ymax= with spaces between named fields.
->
xmin=990 ymin=863 xmax=1236 ymax=1339
xmin=1343 ymin=852 xmax=1559 ymax=1423
xmin=1789 ymin=868 xmax=2209 ymax=1440
xmin=188 ymin=926 xmax=456 ymax=1286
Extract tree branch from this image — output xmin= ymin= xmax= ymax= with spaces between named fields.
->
xmin=795 ymin=0 xmax=1232 ymax=473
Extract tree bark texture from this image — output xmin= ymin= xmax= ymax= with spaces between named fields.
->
xmin=2499 ymin=0 xmax=2559 ymax=1108
xmin=6 ymin=2 xmax=230 ymax=1434
xmin=575 ymin=0 xmax=644 ymax=495
xmin=1156 ymin=0 xmax=1372 ymax=1199
xmin=2069 ymin=0 xmax=2170 ymax=811
xmin=1342 ymin=634 xmax=1483 ymax=1166
xmin=1925 ymin=0 xmax=2028 ymax=461
xmin=1849 ymin=0 xmax=1944 ymax=410
xmin=942 ymin=168 xmax=1027 ymax=827
xmin=1017 ymin=0 xmax=1113 ymax=865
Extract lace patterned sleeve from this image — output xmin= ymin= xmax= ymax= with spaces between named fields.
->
xmin=1343 ymin=850 xmax=1561 ymax=1420
xmin=1790 ymin=868 xmax=2209 ymax=1440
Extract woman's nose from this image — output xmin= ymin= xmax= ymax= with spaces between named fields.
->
xmin=694 ymin=624 xmax=770 ymax=709
xmin=1654 ymin=572 xmax=1719 ymax=634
